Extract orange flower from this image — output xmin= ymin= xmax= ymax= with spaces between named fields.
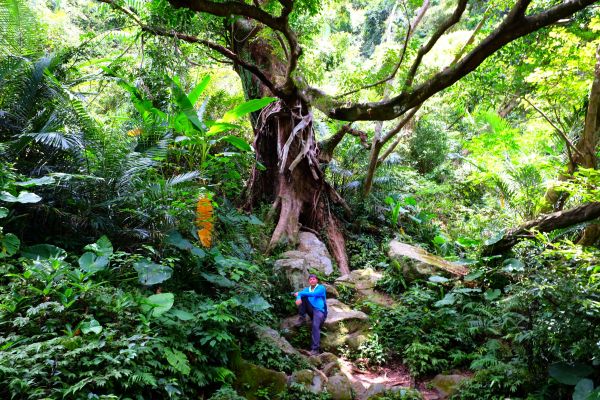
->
xmin=195 ymin=195 xmax=213 ymax=247
xmin=127 ymin=128 xmax=142 ymax=137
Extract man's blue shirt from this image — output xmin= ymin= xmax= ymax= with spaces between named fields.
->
xmin=296 ymin=284 xmax=326 ymax=312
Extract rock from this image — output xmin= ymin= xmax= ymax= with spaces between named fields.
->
xmin=290 ymin=369 xmax=325 ymax=393
xmin=388 ymin=240 xmax=468 ymax=282
xmin=323 ymin=283 xmax=339 ymax=298
xmin=281 ymin=299 xmax=369 ymax=354
xmin=363 ymin=383 xmax=388 ymax=399
xmin=232 ymin=359 xmax=287 ymax=400
xmin=430 ymin=374 xmax=469 ymax=398
xmin=325 ymin=374 xmax=353 ymax=400
xmin=335 ymin=268 xmax=395 ymax=307
xmin=274 ymin=257 xmax=307 ymax=291
xmin=252 ymin=324 xmax=300 ymax=356
xmin=308 ymin=351 xmax=338 ymax=368
xmin=367 ymin=386 xmax=424 ymax=399
xmin=322 ymin=361 xmax=340 ymax=377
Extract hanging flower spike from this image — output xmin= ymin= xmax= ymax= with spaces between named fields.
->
xmin=195 ymin=194 xmax=213 ymax=248
xmin=127 ymin=128 xmax=142 ymax=137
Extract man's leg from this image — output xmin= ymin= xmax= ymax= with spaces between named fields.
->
xmin=310 ymin=310 xmax=325 ymax=353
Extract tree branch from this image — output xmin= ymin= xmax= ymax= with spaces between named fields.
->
xmin=306 ymin=0 xmax=596 ymax=121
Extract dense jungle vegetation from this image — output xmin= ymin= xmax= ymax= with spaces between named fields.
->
xmin=1 ymin=0 xmax=600 ymax=398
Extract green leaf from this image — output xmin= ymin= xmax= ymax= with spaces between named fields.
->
xmin=187 ymin=75 xmax=211 ymax=105
xmin=206 ymin=121 xmax=242 ymax=135
xmin=201 ymin=272 xmax=235 ymax=288
xmin=170 ymin=309 xmax=195 ymax=321
xmin=484 ymin=231 xmax=504 ymax=245
xmin=484 ymin=289 xmax=501 ymax=301
xmin=432 ymin=235 xmax=446 ymax=245
xmin=164 ymin=348 xmax=190 ymax=375
xmin=169 ymin=77 xmax=204 ymax=132
xmin=84 ymin=235 xmax=113 ymax=257
xmin=0 ymin=207 xmax=8 ymax=218
xmin=78 ymin=252 xmax=109 ymax=273
xmin=221 ymin=97 xmax=276 ymax=123
xmin=81 ymin=319 xmax=103 ymax=335
xmin=142 ymin=293 xmax=175 ymax=317
xmin=549 ymin=363 xmax=594 ymax=385
xmin=134 ymin=259 xmax=173 ymax=285
xmin=14 ymin=176 xmax=55 ymax=187
xmin=220 ymin=135 xmax=252 ymax=152
xmin=240 ymin=294 xmax=272 ymax=312
xmin=464 ymin=270 xmax=484 ymax=281
xmin=0 ymin=191 xmax=42 ymax=203
xmin=434 ymin=293 xmax=456 ymax=307
xmin=502 ymin=258 xmax=525 ymax=273
xmin=428 ymin=275 xmax=449 ymax=283
xmin=21 ymin=244 xmax=67 ymax=260
xmin=573 ymin=379 xmax=594 ymax=400
xmin=0 ymin=233 xmax=20 ymax=258
xmin=456 ymin=237 xmax=481 ymax=247
xmin=165 ymin=230 xmax=193 ymax=250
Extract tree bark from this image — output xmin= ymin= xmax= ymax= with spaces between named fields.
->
xmin=483 ymin=202 xmax=600 ymax=255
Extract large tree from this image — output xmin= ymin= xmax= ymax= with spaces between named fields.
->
xmin=100 ymin=0 xmax=598 ymax=272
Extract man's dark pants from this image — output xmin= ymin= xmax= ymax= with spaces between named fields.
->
xmin=299 ymin=297 xmax=326 ymax=352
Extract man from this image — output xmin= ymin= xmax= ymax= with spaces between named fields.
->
xmin=294 ymin=274 xmax=327 ymax=356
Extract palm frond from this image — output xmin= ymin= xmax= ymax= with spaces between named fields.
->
xmin=166 ymin=171 xmax=200 ymax=186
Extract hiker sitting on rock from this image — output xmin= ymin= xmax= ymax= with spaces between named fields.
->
xmin=294 ymin=274 xmax=327 ymax=356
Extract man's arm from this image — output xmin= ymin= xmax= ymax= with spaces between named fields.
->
xmin=297 ymin=285 xmax=326 ymax=298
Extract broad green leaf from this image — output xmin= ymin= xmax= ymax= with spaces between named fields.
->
xmin=78 ymin=252 xmax=109 ymax=273
xmin=484 ymin=289 xmax=501 ymax=301
xmin=240 ymin=294 xmax=272 ymax=312
xmin=432 ymin=235 xmax=446 ymax=245
xmin=188 ymin=75 xmax=211 ymax=105
xmin=0 ymin=207 xmax=8 ymax=218
xmin=221 ymin=97 xmax=276 ymax=123
xmin=14 ymin=176 xmax=55 ymax=187
xmin=220 ymin=135 xmax=252 ymax=152
xmin=434 ymin=293 xmax=456 ymax=307
xmin=0 ymin=191 xmax=42 ymax=203
xmin=81 ymin=319 xmax=102 ymax=335
xmin=84 ymin=235 xmax=113 ymax=257
xmin=464 ymin=270 xmax=484 ymax=282
xmin=201 ymin=272 xmax=235 ymax=288
xmin=549 ymin=362 xmax=594 ymax=385
xmin=134 ymin=260 xmax=173 ymax=285
xmin=164 ymin=348 xmax=190 ymax=375
xmin=456 ymin=237 xmax=481 ymax=247
xmin=484 ymin=231 xmax=504 ymax=245
xmin=21 ymin=244 xmax=66 ymax=260
xmin=169 ymin=77 xmax=204 ymax=132
xmin=502 ymin=258 xmax=525 ymax=273
xmin=428 ymin=275 xmax=450 ymax=283
xmin=170 ymin=309 xmax=194 ymax=321
xmin=206 ymin=122 xmax=242 ymax=135
xmin=573 ymin=379 xmax=594 ymax=400
xmin=165 ymin=231 xmax=193 ymax=250
xmin=0 ymin=233 xmax=20 ymax=258
xmin=142 ymin=293 xmax=174 ymax=317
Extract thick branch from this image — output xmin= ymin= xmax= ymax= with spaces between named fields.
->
xmin=403 ymin=0 xmax=468 ymax=89
xmin=483 ymin=202 xmax=600 ymax=255
xmin=307 ymin=0 xmax=596 ymax=121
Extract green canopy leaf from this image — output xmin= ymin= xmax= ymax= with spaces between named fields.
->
xmin=0 ymin=233 xmax=20 ymax=258
xmin=84 ymin=235 xmax=113 ymax=257
xmin=21 ymin=244 xmax=67 ymax=260
xmin=0 ymin=191 xmax=42 ymax=203
xmin=78 ymin=252 xmax=109 ymax=273
xmin=220 ymin=135 xmax=252 ymax=152
xmin=142 ymin=293 xmax=174 ymax=317
xmin=134 ymin=259 xmax=173 ymax=285
xmin=221 ymin=97 xmax=276 ymax=123
xmin=164 ymin=348 xmax=190 ymax=375
xmin=81 ymin=319 xmax=103 ymax=335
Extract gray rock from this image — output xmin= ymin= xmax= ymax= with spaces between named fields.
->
xmin=430 ymin=374 xmax=469 ymax=398
xmin=335 ymin=268 xmax=395 ymax=307
xmin=290 ymin=369 xmax=325 ymax=393
xmin=322 ymin=361 xmax=340 ymax=377
xmin=274 ymin=257 xmax=308 ymax=291
xmin=326 ymin=374 xmax=353 ymax=400
xmin=388 ymin=240 xmax=468 ymax=282
xmin=232 ymin=359 xmax=287 ymax=400
xmin=252 ymin=324 xmax=299 ymax=356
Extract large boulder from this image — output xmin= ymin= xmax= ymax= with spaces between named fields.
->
xmin=275 ymin=232 xmax=334 ymax=290
xmin=231 ymin=359 xmax=287 ymax=400
xmin=388 ymin=240 xmax=468 ymax=282
xmin=281 ymin=299 xmax=369 ymax=354
xmin=252 ymin=324 xmax=300 ymax=357
xmin=290 ymin=369 xmax=325 ymax=394
xmin=325 ymin=374 xmax=353 ymax=400
xmin=335 ymin=268 xmax=395 ymax=307
xmin=430 ymin=374 xmax=469 ymax=399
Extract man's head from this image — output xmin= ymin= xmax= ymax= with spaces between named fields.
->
xmin=308 ymin=274 xmax=318 ymax=287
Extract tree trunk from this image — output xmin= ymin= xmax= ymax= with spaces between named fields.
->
xmin=483 ymin=202 xmax=600 ymax=255
xmin=232 ymin=19 xmax=350 ymax=274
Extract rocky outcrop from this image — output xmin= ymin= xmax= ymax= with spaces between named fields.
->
xmin=281 ymin=298 xmax=369 ymax=353
xmin=231 ymin=359 xmax=287 ymax=399
xmin=252 ymin=324 xmax=300 ymax=356
xmin=274 ymin=232 xmax=334 ymax=290
xmin=335 ymin=268 xmax=395 ymax=307
xmin=430 ymin=374 xmax=469 ymax=399
xmin=388 ymin=240 xmax=468 ymax=282
xmin=326 ymin=374 xmax=354 ymax=400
